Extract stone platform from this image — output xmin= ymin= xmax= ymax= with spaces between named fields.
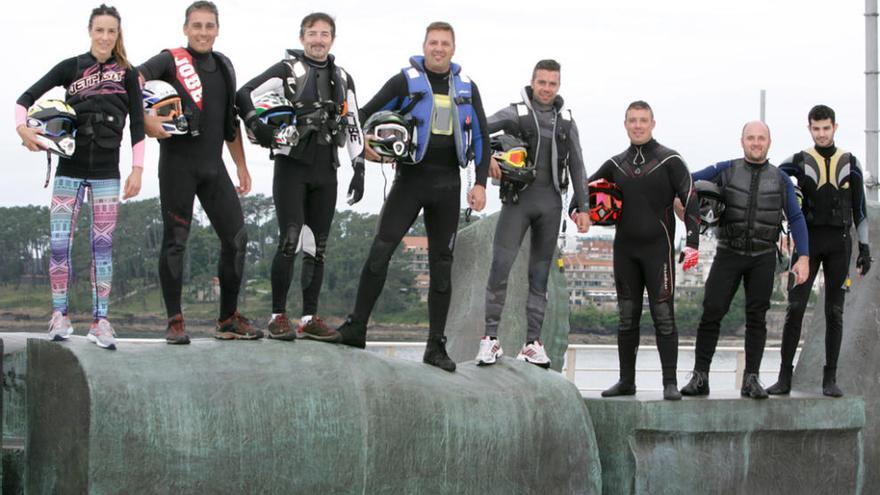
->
xmin=22 ymin=336 xmax=601 ymax=495
xmin=584 ymin=391 xmax=865 ymax=495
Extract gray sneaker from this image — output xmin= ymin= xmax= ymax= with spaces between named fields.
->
xmin=48 ymin=311 xmax=73 ymax=341
xmin=87 ymin=319 xmax=117 ymax=350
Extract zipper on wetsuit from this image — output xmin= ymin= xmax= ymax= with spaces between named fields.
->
xmin=745 ymin=165 xmax=760 ymax=250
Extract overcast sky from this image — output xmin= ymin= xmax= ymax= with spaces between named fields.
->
xmin=3 ymin=1 xmax=873 ymax=237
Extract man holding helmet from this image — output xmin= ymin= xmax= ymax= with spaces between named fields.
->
xmin=236 ymin=12 xmax=364 ymax=342
xmin=474 ymin=59 xmax=590 ymax=368
xmin=582 ymin=100 xmax=700 ymax=400
xmin=326 ymin=21 xmax=489 ymax=372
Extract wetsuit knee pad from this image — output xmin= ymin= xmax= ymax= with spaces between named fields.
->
xmin=429 ymin=253 xmax=454 ymax=294
xmin=618 ymin=299 xmax=640 ymax=333
xmin=311 ymin=232 xmax=329 ymax=264
xmin=367 ymin=238 xmax=397 ymax=274
xmin=280 ymin=224 xmax=302 ymax=258
xmin=230 ymin=227 xmax=248 ymax=279
xmin=650 ymin=301 xmax=676 ymax=336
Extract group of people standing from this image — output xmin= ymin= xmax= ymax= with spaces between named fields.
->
xmin=15 ymin=3 xmax=871 ymax=397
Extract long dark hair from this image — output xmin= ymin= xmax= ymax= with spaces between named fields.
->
xmin=88 ymin=4 xmax=130 ymax=69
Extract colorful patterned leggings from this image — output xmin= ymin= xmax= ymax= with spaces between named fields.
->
xmin=49 ymin=175 xmax=119 ymax=319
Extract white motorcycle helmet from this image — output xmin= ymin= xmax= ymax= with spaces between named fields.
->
xmin=143 ymin=80 xmax=188 ymax=135
xmin=26 ymin=99 xmax=76 ymax=158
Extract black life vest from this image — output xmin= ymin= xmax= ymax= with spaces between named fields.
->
xmin=717 ymin=159 xmax=786 ymax=255
xmin=797 ymin=147 xmax=854 ymax=228
xmin=66 ymin=53 xmax=129 ymax=150
xmin=281 ymin=49 xmax=349 ymax=150
xmin=163 ymin=48 xmax=238 ymax=141
xmin=510 ymin=87 xmax=572 ymax=194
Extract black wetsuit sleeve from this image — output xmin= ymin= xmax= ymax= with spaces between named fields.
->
xmin=136 ymin=52 xmax=173 ymax=82
xmin=668 ymin=156 xmax=699 ymax=249
xmin=235 ymin=61 xmax=288 ymax=123
xmin=850 ymin=156 xmax=870 ymax=244
xmin=486 ymin=105 xmax=518 ymax=134
xmin=358 ymin=72 xmax=407 ymax=123
xmin=570 ymin=159 xmax=614 ymax=214
xmin=568 ymin=119 xmax=588 ymax=212
xmin=124 ymin=68 xmax=145 ymax=146
xmin=778 ymin=152 xmax=803 ymax=180
xmin=587 ymin=159 xmax=615 ymax=183
xmin=16 ymin=57 xmax=77 ymax=107
xmin=470 ymin=81 xmax=490 ymax=186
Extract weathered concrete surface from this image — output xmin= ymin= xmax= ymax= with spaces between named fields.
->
xmin=446 ymin=212 xmax=570 ymax=371
xmin=2 ymin=334 xmax=33 ymax=495
xmin=26 ymin=337 xmax=601 ymax=495
xmin=585 ymin=392 xmax=865 ymax=495
xmin=792 ymin=201 xmax=880 ymax=492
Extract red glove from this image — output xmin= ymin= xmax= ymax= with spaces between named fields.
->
xmin=681 ymin=247 xmax=699 ymax=272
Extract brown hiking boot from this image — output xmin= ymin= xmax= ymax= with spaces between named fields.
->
xmin=165 ymin=314 xmax=190 ymax=345
xmin=267 ymin=314 xmax=296 ymax=341
xmin=296 ymin=315 xmax=339 ymax=341
xmin=215 ymin=312 xmax=263 ymax=340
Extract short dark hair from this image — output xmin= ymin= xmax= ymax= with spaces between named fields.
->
xmin=625 ymin=100 xmax=653 ymax=119
xmin=300 ymin=12 xmax=336 ymax=39
xmin=424 ymin=21 xmax=455 ymax=44
xmin=808 ymin=104 xmax=836 ymax=124
xmin=185 ymin=1 xmax=218 ymax=26
xmin=532 ymin=59 xmax=561 ymax=80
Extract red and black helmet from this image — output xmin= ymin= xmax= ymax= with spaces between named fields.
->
xmin=588 ymin=179 xmax=623 ymax=226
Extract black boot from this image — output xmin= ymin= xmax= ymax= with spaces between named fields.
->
xmin=741 ymin=373 xmax=768 ymax=399
xmin=822 ymin=366 xmax=843 ymax=397
xmin=423 ymin=336 xmax=456 ymax=372
xmin=601 ymin=380 xmax=636 ymax=397
xmin=680 ymin=370 xmax=710 ymax=396
xmin=335 ymin=316 xmax=367 ymax=349
xmin=766 ymin=365 xmax=793 ymax=395
xmin=663 ymin=383 xmax=682 ymax=401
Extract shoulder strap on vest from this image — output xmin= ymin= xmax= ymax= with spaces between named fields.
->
xmin=167 ymin=47 xmax=203 ymax=110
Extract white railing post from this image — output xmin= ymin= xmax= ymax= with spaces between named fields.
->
xmin=565 ymin=347 xmax=577 ymax=381
xmin=735 ymin=350 xmax=746 ymax=389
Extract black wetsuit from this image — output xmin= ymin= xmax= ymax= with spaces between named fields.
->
xmin=138 ymin=48 xmax=246 ymax=320
xmin=589 ymin=139 xmax=700 ymax=386
xmin=236 ymin=52 xmax=362 ymax=316
xmin=778 ymin=145 xmax=870 ymax=371
xmin=350 ymin=67 xmax=489 ymax=338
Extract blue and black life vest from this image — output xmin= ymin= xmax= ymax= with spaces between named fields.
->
xmin=389 ymin=56 xmax=483 ymax=168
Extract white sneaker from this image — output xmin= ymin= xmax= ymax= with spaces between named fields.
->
xmin=48 ymin=311 xmax=73 ymax=341
xmin=475 ymin=336 xmax=503 ymax=366
xmin=87 ymin=319 xmax=117 ymax=350
xmin=516 ymin=341 xmax=550 ymax=368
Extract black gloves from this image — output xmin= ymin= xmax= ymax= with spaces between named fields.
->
xmin=347 ymin=157 xmax=365 ymax=205
xmin=857 ymin=242 xmax=872 ymax=276
xmin=247 ymin=117 xmax=276 ymax=148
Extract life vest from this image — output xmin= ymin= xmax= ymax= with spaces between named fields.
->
xmin=509 ymin=86 xmax=573 ymax=194
xmin=164 ymin=48 xmax=238 ymax=141
xmin=280 ymin=49 xmax=349 ymax=150
xmin=717 ymin=159 xmax=786 ymax=255
xmin=391 ymin=56 xmax=483 ymax=167
xmin=66 ymin=52 xmax=129 ymax=150
xmin=797 ymin=147 xmax=854 ymax=228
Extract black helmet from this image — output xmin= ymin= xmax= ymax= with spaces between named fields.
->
xmin=694 ymin=180 xmax=724 ymax=234
xmin=363 ymin=111 xmax=414 ymax=162
xmin=491 ymin=134 xmax=535 ymax=186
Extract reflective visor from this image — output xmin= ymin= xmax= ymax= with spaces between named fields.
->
xmin=42 ymin=117 xmax=76 ymax=137
xmin=262 ymin=110 xmax=294 ymax=128
xmin=493 ymin=147 xmax=528 ymax=167
xmin=374 ymin=123 xmax=409 ymax=142
xmin=151 ymin=97 xmax=182 ymax=118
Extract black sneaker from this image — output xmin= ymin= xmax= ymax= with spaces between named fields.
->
xmin=741 ymin=373 xmax=769 ymax=399
xmin=766 ymin=365 xmax=793 ymax=395
xmin=267 ymin=314 xmax=296 ymax=341
xmin=822 ymin=366 xmax=844 ymax=398
xmin=680 ymin=370 xmax=710 ymax=396
xmin=214 ymin=312 xmax=263 ymax=340
xmin=601 ymin=380 xmax=636 ymax=397
xmin=335 ymin=316 xmax=367 ymax=349
xmin=663 ymin=384 xmax=682 ymax=401
xmin=423 ymin=336 xmax=456 ymax=372
xmin=165 ymin=314 xmax=190 ymax=345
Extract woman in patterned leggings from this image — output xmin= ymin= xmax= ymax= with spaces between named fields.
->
xmin=14 ymin=4 xmax=144 ymax=350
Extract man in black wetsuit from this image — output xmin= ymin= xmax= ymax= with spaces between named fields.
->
xmin=139 ymin=1 xmax=260 ymax=344
xmin=767 ymin=105 xmax=872 ymax=397
xmin=236 ymin=13 xmax=364 ymax=342
xmin=587 ymin=101 xmax=700 ymax=400
xmin=681 ymin=121 xmax=810 ymax=399
xmin=474 ymin=59 xmax=591 ymax=369
xmin=327 ymin=21 xmax=490 ymax=372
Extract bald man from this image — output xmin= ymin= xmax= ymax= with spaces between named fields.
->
xmin=680 ymin=121 xmax=810 ymax=399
